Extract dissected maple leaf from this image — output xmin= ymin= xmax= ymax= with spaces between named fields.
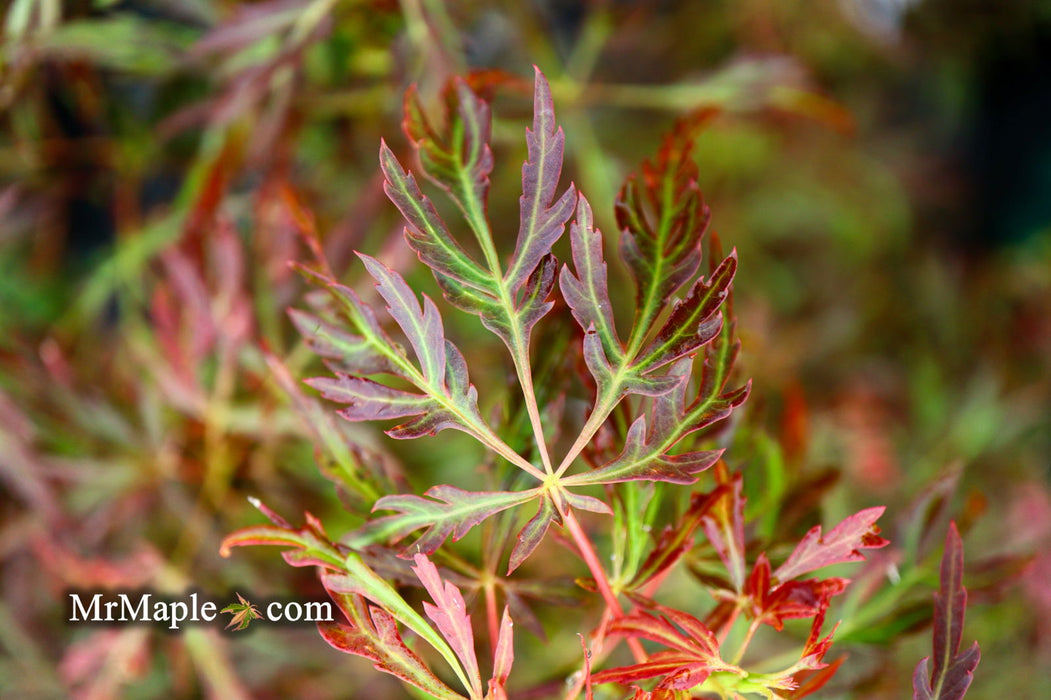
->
xmin=592 ymin=607 xmax=742 ymax=691
xmin=745 ymin=554 xmax=847 ymax=631
xmin=320 ymin=590 xmax=465 ymax=700
xmin=412 ymin=553 xmax=484 ymax=700
xmin=773 ymin=506 xmax=889 ymax=584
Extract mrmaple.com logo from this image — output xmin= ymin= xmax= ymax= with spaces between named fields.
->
xmin=66 ymin=590 xmax=333 ymax=631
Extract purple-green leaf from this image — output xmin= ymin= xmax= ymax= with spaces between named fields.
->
xmin=359 ymin=254 xmax=447 ymax=385
xmin=405 ymin=80 xmax=493 ymax=226
xmin=565 ymin=357 xmax=746 ymax=487
xmin=348 ymin=485 xmax=540 ymax=554
xmin=637 ymin=252 xmax=736 ymax=373
xmin=289 ymin=308 xmax=397 ymax=375
xmin=505 ymin=66 xmax=576 ymax=294
xmin=508 ymin=493 xmax=561 ymax=574
xmin=306 ymin=374 xmax=436 ymax=421
xmin=913 ymin=522 xmax=980 ymax=700
xmin=380 ymin=141 xmax=491 ymax=293
xmin=559 ymin=194 xmax=622 ymax=364
xmin=616 ymin=124 xmax=708 ymax=332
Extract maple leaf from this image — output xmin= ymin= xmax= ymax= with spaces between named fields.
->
xmin=297 ymin=265 xmax=535 ymax=476
xmin=219 ymin=497 xmax=347 ymax=571
xmin=486 ymin=606 xmax=514 ymax=700
xmin=745 ymin=554 xmax=847 ymax=631
xmin=347 ymin=485 xmax=541 ymax=555
xmin=773 ymin=506 xmax=889 ymax=583
xmin=220 ymin=593 xmax=262 ymax=631
xmin=700 ymin=465 xmax=748 ymax=593
xmin=592 ymin=607 xmax=742 ymax=691
xmin=412 ymin=553 xmax=484 ymax=699
xmin=913 ymin=522 xmax=980 ymax=700
xmin=556 ymin=189 xmax=748 ymax=485
xmin=320 ymin=591 xmax=465 ymax=700
xmin=392 ymin=67 xmax=573 ymax=466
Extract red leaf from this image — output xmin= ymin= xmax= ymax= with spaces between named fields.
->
xmin=320 ymin=591 xmax=464 ymax=700
xmin=773 ymin=506 xmax=889 ymax=583
xmin=412 ymin=554 xmax=483 ymax=699
xmin=700 ymin=466 xmax=747 ymax=592
xmin=746 ymin=554 xmax=847 ymax=631
xmin=486 ymin=607 xmax=514 ymax=700
xmin=592 ymin=609 xmax=740 ymax=691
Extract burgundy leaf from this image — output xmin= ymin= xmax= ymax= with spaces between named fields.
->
xmin=913 ymin=522 xmax=980 ymax=700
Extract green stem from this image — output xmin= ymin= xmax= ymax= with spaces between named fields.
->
xmin=456 ymin=163 xmax=555 ymax=475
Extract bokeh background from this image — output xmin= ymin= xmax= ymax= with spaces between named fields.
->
xmin=1 ymin=1 xmax=1049 ymax=698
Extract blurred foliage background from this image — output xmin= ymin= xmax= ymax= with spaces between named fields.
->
xmin=1 ymin=1 xmax=1049 ymax=698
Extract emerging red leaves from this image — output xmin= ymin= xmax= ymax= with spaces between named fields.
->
xmin=593 ymin=607 xmax=741 ymax=690
xmin=913 ymin=522 xmax=980 ymax=700
xmin=746 ymin=554 xmax=847 ymax=631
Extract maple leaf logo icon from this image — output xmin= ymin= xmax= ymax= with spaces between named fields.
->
xmin=221 ymin=593 xmax=262 ymax=631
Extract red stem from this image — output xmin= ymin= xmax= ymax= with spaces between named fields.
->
xmin=484 ymin=581 xmax=499 ymax=657
xmin=563 ymin=509 xmax=647 ymax=663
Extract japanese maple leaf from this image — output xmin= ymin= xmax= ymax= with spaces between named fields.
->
xmin=221 ymin=593 xmax=262 ymax=631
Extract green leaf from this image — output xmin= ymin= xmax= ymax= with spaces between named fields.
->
xmin=30 ymin=16 xmax=197 ymax=75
